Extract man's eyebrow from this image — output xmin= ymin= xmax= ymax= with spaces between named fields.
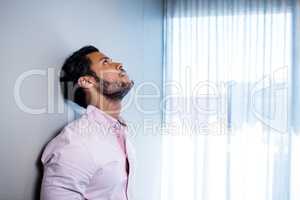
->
xmin=99 ymin=56 xmax=110 ymax=62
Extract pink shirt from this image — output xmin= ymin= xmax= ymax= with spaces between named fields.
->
xmin=40 ymin=105 xmax=136 ymax=200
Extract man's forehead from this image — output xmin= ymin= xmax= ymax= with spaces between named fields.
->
xmin=86 ymin=51 xmax=108 ymax=62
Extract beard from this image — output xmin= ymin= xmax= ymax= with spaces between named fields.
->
xmin=95 ymin=77 xmax=134 ymax=101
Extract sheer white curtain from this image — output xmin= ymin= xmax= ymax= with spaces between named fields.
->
xmin=161 ymin=0 xmax=300 ymax=200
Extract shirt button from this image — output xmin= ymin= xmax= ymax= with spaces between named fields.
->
xmin=112 ymin=122 xmax=121 ymax=130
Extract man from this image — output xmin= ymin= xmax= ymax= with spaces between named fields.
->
xmin=40 ymin=46 xmax=135 ymax=200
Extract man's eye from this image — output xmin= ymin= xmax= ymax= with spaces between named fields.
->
xmin=103 ymin=60 xmax=108 ymax=64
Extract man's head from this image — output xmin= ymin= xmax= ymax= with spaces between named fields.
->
xmin=60 ymin=45 xmax=134 ymax=108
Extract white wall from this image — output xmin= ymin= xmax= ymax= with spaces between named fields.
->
xmin=0 ymin=0 xmax=163 ymax=199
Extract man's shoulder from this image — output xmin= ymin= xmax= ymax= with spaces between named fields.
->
xmin=41 ymin=114 xmax=89 ymax=162
xmin=41 ymin=113 xmax=111 ymax=164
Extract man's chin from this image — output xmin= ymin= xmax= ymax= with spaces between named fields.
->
xmin=126 ymin=80 xmax=134 ymax=88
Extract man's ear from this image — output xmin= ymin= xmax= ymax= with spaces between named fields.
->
xmin=77 ymin=76 xmax=95 ymax=89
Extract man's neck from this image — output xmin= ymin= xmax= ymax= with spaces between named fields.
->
xmin=89 ymin=93 xmax=122 ymax=120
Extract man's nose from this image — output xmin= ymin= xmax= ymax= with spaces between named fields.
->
xmin=116 ymin=63 xmax=124 ymax=71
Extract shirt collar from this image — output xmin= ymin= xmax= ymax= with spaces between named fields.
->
xmin=86 ymin=104 xmax=127 ymax=131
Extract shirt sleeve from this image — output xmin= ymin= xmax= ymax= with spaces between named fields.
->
xmin=40 ymin=137 xmax=96 ymax=200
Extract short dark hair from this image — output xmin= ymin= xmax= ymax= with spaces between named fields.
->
xmin=60 ymin=45 xmax=99 ymax=108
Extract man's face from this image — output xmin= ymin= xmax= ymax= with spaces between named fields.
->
xmin=86 ymin=51 xmax=134 ymax=100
